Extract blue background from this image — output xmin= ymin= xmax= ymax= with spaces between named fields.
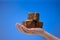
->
xmin=0 ymin=0 xmax=60 ymax=40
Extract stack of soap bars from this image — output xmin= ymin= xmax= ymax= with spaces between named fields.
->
xmin=22 ymin=12 xmax=43 ymax=28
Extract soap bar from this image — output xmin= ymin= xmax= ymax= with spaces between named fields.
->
xmin=22 ymin=20 xmax=43 ymax=28
xmin=22 ymin=12 xmax=43 ymax=28
xmin=36 ymin=22 xmax=43 ymax=28
xmin=22 ymin=20 xmax=35 ymax=28
xmin=28 ymin=13 xmax=39 ymax=21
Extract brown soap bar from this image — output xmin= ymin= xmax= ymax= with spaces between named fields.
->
xmin=22 ymin=12 xmax=43 ymax=28
xmin=28 ymin=12 xmax=39 ymax=21
xmin=36 ymin=22 xmax=43 ymax=28
xmin=22 ymin=20 xmax=35 ymax=28
xmin=22 ymin=20 xmax=43 ymax=28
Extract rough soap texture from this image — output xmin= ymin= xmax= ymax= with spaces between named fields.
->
xmin=28 ymin=13 xmax=39 ymax=21
xmin=22 ymin=12 xmax=43 ymax=28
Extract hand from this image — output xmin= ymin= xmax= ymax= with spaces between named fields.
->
xmin=16 ymin=23 xmax=60 ymax=40
xmin=16 ymin=23 xmax=44 ymax=35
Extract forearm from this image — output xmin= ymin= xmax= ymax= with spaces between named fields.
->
xmin=38 ymin=31 xmax=60 ymax=40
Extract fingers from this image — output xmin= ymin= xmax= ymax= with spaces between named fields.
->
xmin=16 ymin=23 xmax=25 ymax=32
xmin=22 ymin=27 xmax=34 ymax=34
xmin=16 ymin=23 xmax=44 ymax=35
xmin=16 ymin=23 xmax=32 ymax=34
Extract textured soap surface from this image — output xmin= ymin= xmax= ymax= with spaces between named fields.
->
xmin=23 ymin=20 xmax=35 ymax=28
xmin=23 ymin=20 xmax=43 ymax=28
xmin=22 ymin=12 xmax=43 ymax=28
xmin=28 ymin=13 xmax=39 ymax=21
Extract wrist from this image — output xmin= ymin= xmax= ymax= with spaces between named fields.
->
xmin=38 ymin=30 xmax=49 ymax=39
xmin=38 ymin=30 xmax=60 ymax=40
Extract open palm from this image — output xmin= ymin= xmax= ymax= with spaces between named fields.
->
xmin=16 ymin=23 xmax=44 ymax=35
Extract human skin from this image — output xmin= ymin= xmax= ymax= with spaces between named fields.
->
xmin=16 ymin=23 xmax=60 ymax=40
